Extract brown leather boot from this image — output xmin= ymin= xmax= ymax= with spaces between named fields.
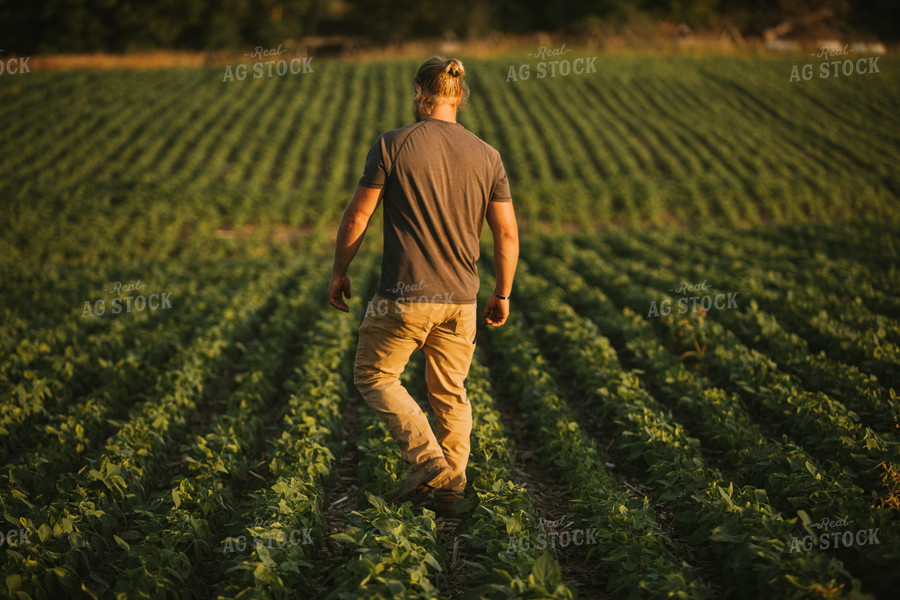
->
xmin=386 ymin=456 xmax=452 ymax=503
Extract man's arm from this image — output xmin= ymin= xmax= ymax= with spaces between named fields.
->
xmin=483 ymin=201 xmax=518 ymax=327
xmin=329 ymin=185 xmax=383 ymax=311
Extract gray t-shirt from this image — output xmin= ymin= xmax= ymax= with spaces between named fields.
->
xmin=358 ymin=117 xmax=512 ymax=304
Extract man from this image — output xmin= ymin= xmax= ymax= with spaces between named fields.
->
xmin=328 ymin=56 xmax=518 ymax=517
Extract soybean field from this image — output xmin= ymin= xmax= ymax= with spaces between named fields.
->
xmin=1 ymin=55 xmax=899 ymax=599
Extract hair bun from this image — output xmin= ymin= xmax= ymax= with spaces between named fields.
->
xmin=444 ymin=59 xmax=464 ymax=78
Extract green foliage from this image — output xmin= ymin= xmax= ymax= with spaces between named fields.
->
xmin=519 ymin=231 xmax=900 ymax=598
xmin=2 ymin=59 xmax=899 ymax=265
xmin=455 ymin=359 xmax=575 ymax=600
xmin=510 ymin=257 xmax=882 ymax=599
xmin=326 ymin=495 xmax=446 ymax=600
xmin=479 ymin=266 xmax=710 ymax=598
xmin=0 ymin=54 xmax=898 ymax=598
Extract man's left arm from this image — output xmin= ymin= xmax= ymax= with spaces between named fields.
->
xmin=329 ymin=185 xmax=383 ymax=312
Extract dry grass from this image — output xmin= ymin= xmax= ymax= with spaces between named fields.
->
xmin=30 ymin=51 xmax=211 ymax=71
xmin=20 ymin=26 xmax=892 ymax=72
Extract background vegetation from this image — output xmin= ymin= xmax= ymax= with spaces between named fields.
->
xmin=1 ymin=0 xmax=898 ymax=54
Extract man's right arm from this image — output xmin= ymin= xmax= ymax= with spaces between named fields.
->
xmin=483 ymin=201 xmax=518 ymax=327
xmin=329 ymin=185 xmax=383 ymax=312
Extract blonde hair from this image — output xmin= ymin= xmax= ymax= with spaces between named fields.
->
xmin=413 ymin=56 xmax=469 ymax=117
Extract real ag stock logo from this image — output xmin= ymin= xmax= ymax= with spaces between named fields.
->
xmin=506 ymin=43 xmax=597 ymax=82
xmin=365 ymin=280 xmax=457 ymax=317
xmin=222 ymin=517 xmax=314 ymax=553
xmin=647 ymin=280 xmax=738 ymax=318
xmin=81 ymin=279 xmax=173 ymax=318
xmin=789 ymin=512 xmax=880 ymax=553
xmin=222 ymin=43 xmax=313 ymax=83
xmin=505 ymin=517 xmax=598 ymax=552
xmin=789 ymin=43 xmax=880 ymax=83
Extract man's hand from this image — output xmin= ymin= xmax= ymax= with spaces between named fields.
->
xmin=329 ymin=272 xmax=352 ymax=312
xmin=483 ymin=294 xmax=509 ymax=327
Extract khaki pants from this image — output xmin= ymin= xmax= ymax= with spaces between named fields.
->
xmin=354 ymin=294 xmax=477 ymax=494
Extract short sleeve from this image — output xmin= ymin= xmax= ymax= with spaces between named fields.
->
xmin=358 ymin=136 xmax=387 ymax=189
xmin=489 ymin=153 xmax=512 ymax=202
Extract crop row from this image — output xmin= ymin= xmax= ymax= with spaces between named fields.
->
xmin=748 ymin=222 xmax=900 ymax=277
xmin=597 ymin=229 xmax=900 ymax=391
xmin=567 ymin=235 xmax=898 ymax=494
xmin=214 ymin=258 xmax=371 ymax=599
xmin=701 ymin=227 xmax=899 ymax=323
xmin=455 ymin=356 xmax=575 ymax=599
xmin=0 ymin=261 xmax=262 ymax=465
xmin=510 ymin=260 xmax=862 ymax=599
xmin=522 ymin=239 xmax=899 ymax=596
xmin=478 ymin=267 xmax=712 ymax=598
xmin=599 ymin=228 xmax=898 ymax=432
xmin=4 ymin=60 xmax=900 ymax=264
xmin=76 ymin=262 xmax=329 ymax=598
xmin=2 ymin=261 xmax=300 ymax=598
xmin=324 ymin=320 xmax=450 ymax=599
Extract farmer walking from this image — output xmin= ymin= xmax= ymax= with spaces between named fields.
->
xmin=328 ymin=56 xmax=518 ymax=517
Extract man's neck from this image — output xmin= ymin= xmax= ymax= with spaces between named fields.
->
xmin=426 ymin=104 xmax=458 ymax=123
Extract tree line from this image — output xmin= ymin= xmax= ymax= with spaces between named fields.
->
xmin=0 ymin=0 xmax=896 ymax=54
